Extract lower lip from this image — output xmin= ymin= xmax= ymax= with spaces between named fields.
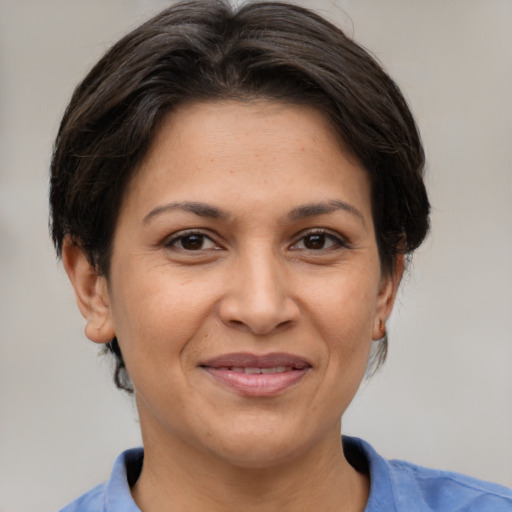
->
xmin=202 ymin=368 xmax=310 ymax=396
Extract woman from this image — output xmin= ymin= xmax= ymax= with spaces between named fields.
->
xmin=50 ymin=1 xmax=512 ymax=510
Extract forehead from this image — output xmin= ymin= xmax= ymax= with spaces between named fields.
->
xmin=121 ymin=100 xmax=372 ymax=222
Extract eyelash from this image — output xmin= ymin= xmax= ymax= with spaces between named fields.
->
xmin=164 ymin=228 xmax=348 ymax=253
xmin=290 ymin=229 xmax=348 ymax=251
xmin=164 ymin=230 xmax=220 ymax=251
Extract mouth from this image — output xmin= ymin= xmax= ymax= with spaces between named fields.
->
xmin=214 ymin=366 xmax=296 ymax=374
xmin=200 ymin=352 xmax=311 ymax=396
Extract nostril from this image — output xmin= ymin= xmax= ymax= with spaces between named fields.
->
xmin=230 ymin=318 xmax=296 ymax=336
xmin=218 ymin=278 xmax=300 ymax=334
xmin=276 ymin=319 xmax=294 ymax=330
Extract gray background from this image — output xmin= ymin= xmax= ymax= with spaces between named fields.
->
xmin=1 ymin=1 xmax=511 ymax=511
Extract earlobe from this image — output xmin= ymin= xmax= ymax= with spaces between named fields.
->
xmin=372 ymin=254 xmax=405 ymax=340
xmin=62 ymin=236 xmax=115 ymax=344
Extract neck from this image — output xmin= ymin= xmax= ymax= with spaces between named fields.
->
xmin=131 ymin=426 xmax=369 ymax=512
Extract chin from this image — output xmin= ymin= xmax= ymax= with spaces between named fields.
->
xmin=203 ymin=420 xmax=327 ymax=470
xmin=215 ymin=440 xmax=306 ymax=470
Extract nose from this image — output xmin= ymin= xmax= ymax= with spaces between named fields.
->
xmin=218 ymin=248 xmax=300 ymax=335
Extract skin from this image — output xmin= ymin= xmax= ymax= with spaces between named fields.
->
xmin=63 ymin=100 xmax=403 ymax=511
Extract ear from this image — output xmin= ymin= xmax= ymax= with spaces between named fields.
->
xmin=372 ymin=254 xmax=405 ymax=340
xmin=62 ymin=236 xmax=115 ymax=344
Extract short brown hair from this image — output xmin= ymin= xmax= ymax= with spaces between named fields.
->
xmin=50 ymin=0 xmax=430 ymax=392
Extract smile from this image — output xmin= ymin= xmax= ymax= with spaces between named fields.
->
xmin=200 ymin=353 xmax=311 ymax=396
xmin=217 ymin=366 xmax=293 ymax=374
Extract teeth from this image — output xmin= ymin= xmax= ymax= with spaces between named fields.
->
xmin=260 ymin=366 xmax=290 ymax=374
xmin=226 ymin=366 xmax=292 ymax=374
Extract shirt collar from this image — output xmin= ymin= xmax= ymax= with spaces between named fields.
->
xmin=103 ymin=438 xmax=395 ymax=512
xmin=105 ymin=447 xmax=143 ymax=511
xmin=343 ymin=436 xmax=396 ymax=512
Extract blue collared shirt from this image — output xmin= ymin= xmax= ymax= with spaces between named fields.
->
xmin=59 ymin=437 xmax=512 ymax=511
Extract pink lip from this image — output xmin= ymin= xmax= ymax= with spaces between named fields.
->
xmin=200 ymin=352 xmax=311 ymax=397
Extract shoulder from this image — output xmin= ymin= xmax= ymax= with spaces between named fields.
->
xmin=57 ymin=448 xmax=143 ymax=512
xmin=58 ymin=483 xmax=107 ymax=512
xmin=343 ymin=436 xmax=512 ymax=512
xmin=388 ymin=458 xmax=512 ymax=511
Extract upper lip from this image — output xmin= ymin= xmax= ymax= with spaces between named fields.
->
xmin=200 ymin=352 xmax=311 ymax=370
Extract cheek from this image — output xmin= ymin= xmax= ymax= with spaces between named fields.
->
xmin=309 ymin=266 xmax=379 ymax=342
xmin=109 ymin=266 xmax=220 ymax=362
xmin=307 ymin=265 xmax=379 ymax=399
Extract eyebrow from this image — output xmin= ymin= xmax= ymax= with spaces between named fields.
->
xmin=143 ymin=201 xmax=230 ymax=223
xmin=288 ymin=200 xmax=366 ymax=226
xmin=143 ymin=199 xmax=365 ymax=226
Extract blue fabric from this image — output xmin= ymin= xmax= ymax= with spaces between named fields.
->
xmin=59 ymin=437 xmax=512 ymax=511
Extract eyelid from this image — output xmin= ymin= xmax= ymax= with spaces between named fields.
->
xmin=163 ymin=229 xmax=222 ymax=250
xmin=290 ymin=228 xmax=349 ymax=250
xmin=161 ymin=227 xmax=348 ymax=252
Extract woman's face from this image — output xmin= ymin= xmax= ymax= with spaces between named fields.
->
xmin=86 ymin=101 xmax=399 ymax=467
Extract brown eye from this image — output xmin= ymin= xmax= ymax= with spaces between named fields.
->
xmin=166 ymin=232 xmax=218 ymax=251
xmin=303 ymin=233 xmax=327 ymax=249
xmin=180 ymin=234 xmax=205 ymax=250
xmin=291 ymin=230 xmax=345 ymax=251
